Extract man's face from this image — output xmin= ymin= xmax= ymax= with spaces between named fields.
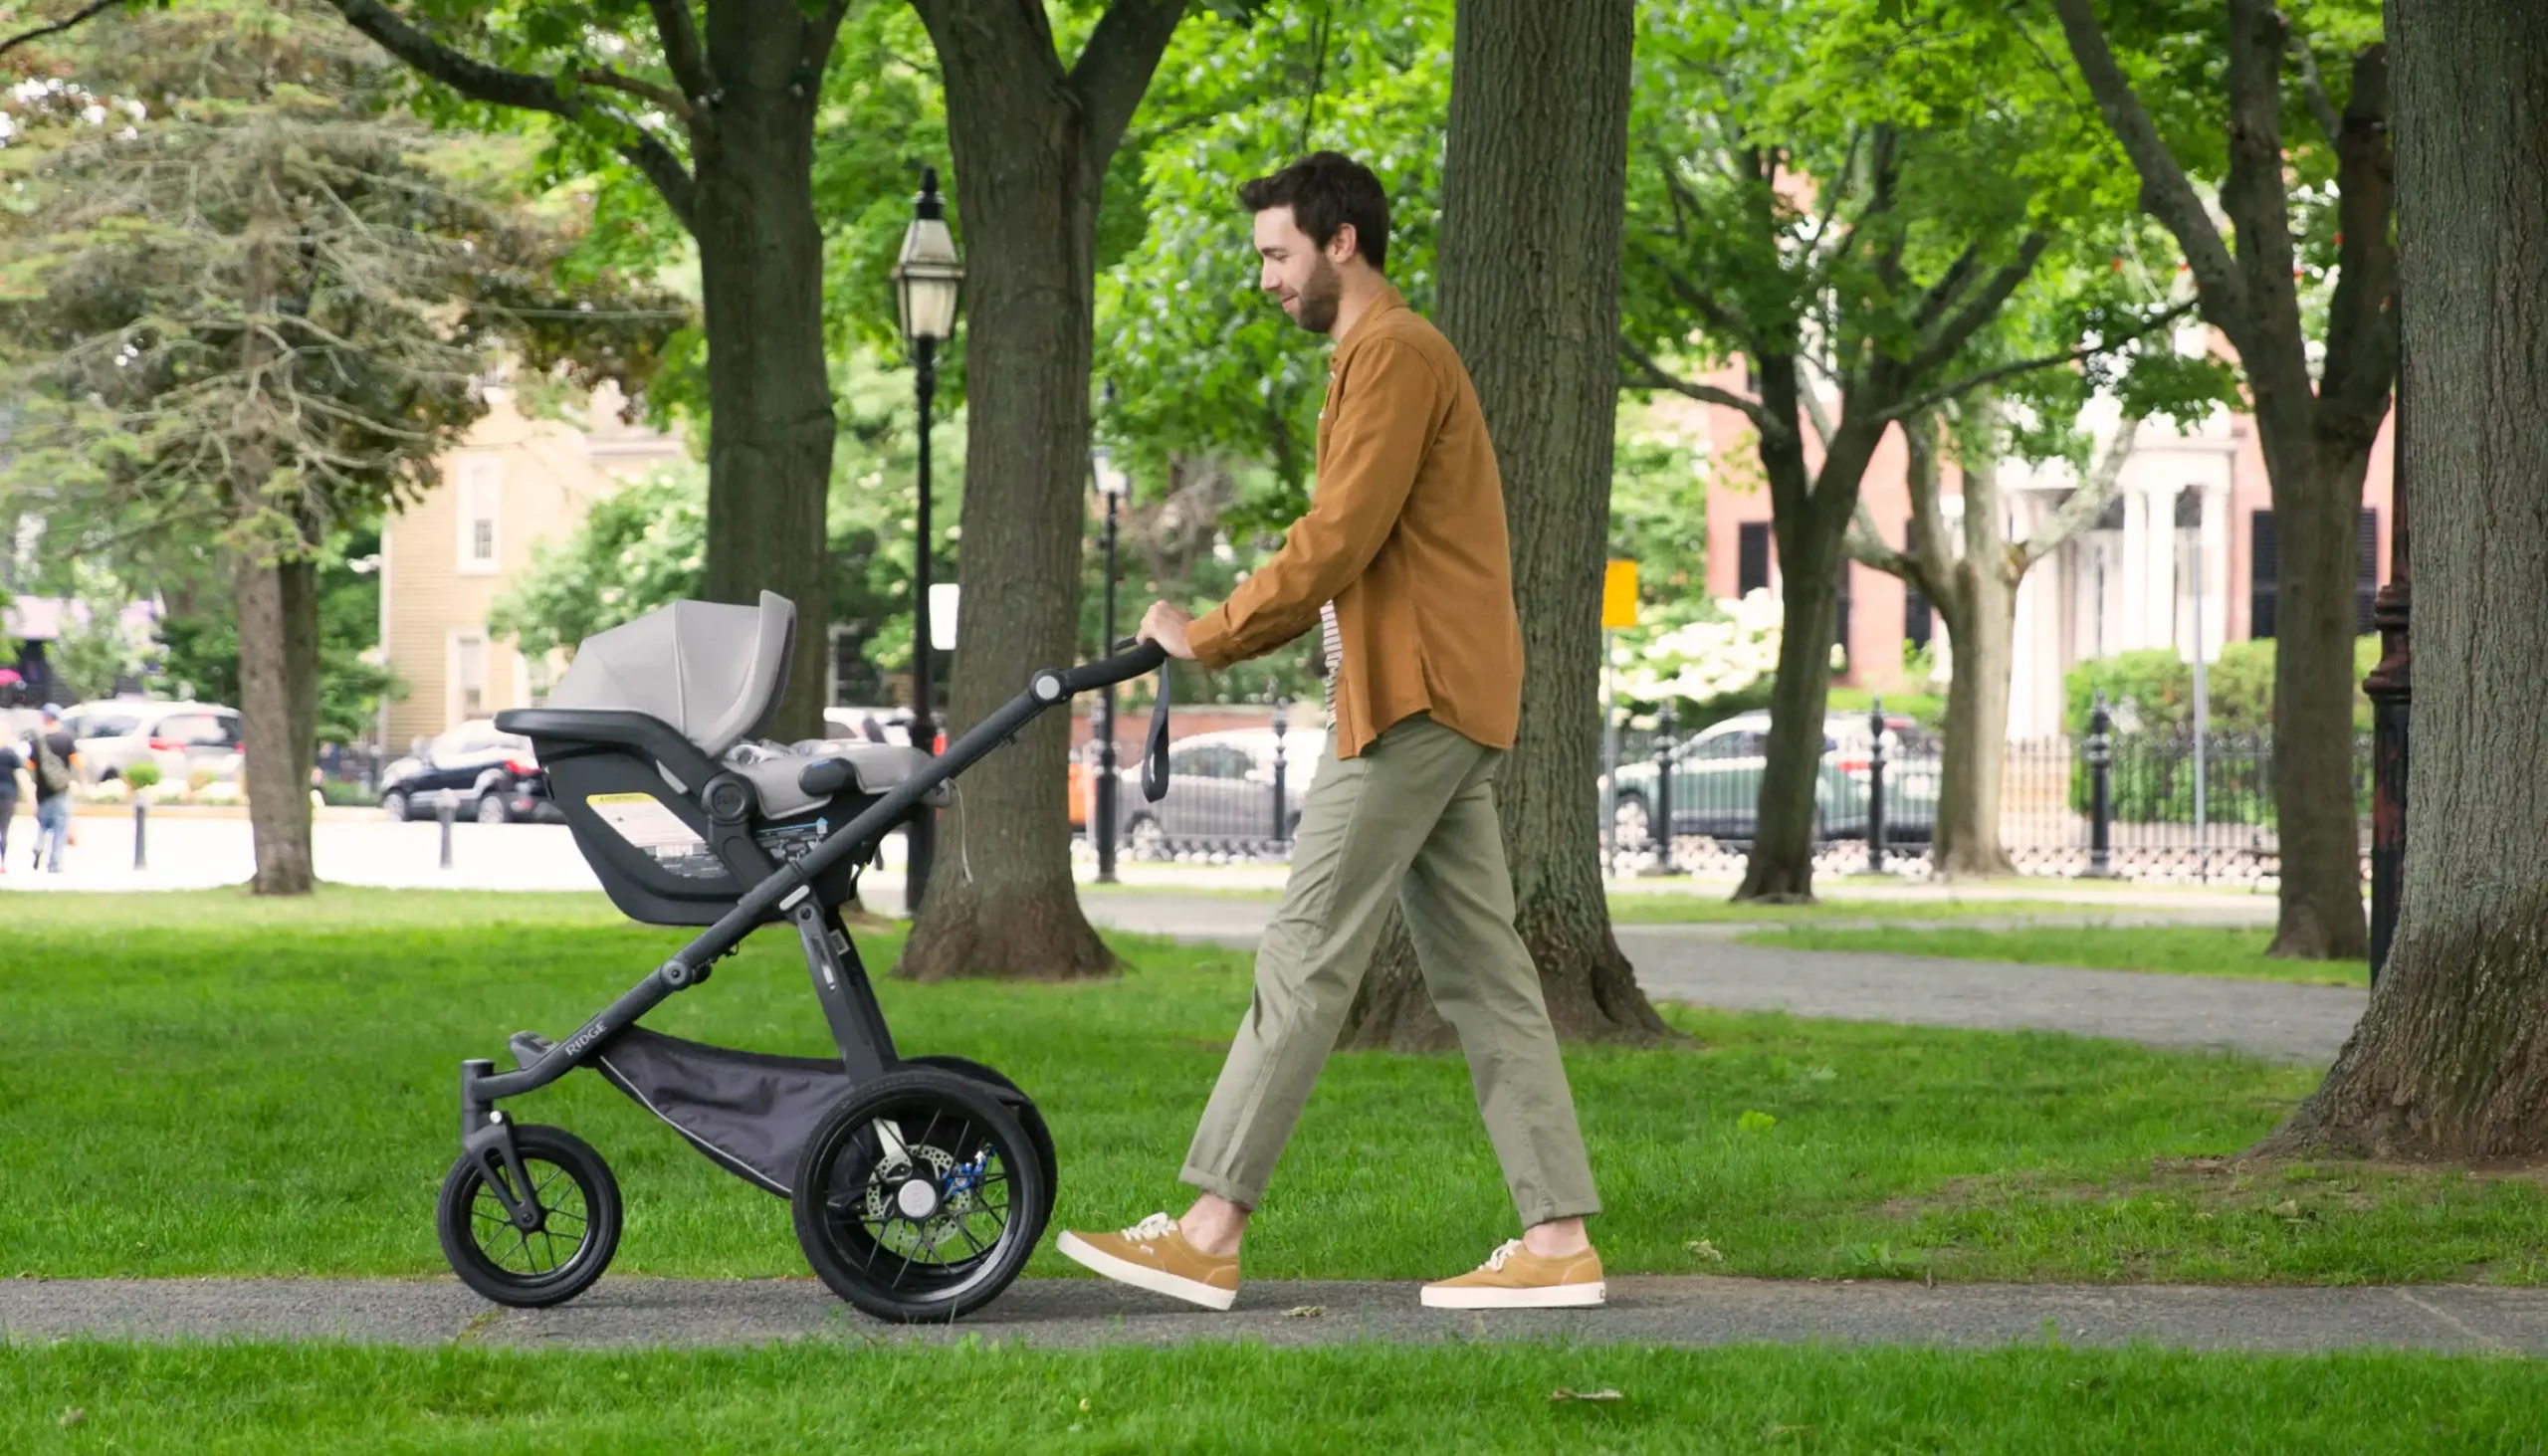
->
xmin=1253 ymin=206 xmax=1346 ymax=335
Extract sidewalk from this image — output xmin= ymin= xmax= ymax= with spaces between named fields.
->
xmin=5 ymin=1275 xmax=2538 ymax=1352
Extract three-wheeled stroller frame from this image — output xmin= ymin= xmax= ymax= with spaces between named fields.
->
xmin=433 ymin=592 xmax=1169 ymax=1323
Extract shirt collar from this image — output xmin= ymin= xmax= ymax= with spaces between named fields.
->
xmin=1331 ymin=285 xmax=1405 ymax=365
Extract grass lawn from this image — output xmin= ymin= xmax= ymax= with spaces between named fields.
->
xmin=9 ymin=1341 xmax=2547 ymax=1454
xmin=1744 ymin=925 xmax=2369 ymax=987
xmin=2 ymin=889 xmax=2534 ymax=1286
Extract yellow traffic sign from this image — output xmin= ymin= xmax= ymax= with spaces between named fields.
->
xmin=1602 ymin=559 xmax=1639 ymax=629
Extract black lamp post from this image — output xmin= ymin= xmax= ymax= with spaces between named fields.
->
xmin=2365 ymin=312 xmax=2410 ymax=983
xmin=1091 ymin=438 xmax=1129 ymax=884
xmin=894 ymin=166 xmax=963 ymax=915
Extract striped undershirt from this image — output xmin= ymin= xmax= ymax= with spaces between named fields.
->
xmin=1320 ymin=599 xmax=1342 ymax=718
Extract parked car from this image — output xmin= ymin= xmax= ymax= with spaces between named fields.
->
xmin=1116 ymin=728 xmax=1328 ymax=858
xmin=60 ymin=699 xmax=245 ymax=788
xmin=379 ymin=720 xmax=546 ymax=824
xmin=1601 ymin=710 xmax=1940 ymax=849
xmin=822 ymin=706 xmax=915 ymax=748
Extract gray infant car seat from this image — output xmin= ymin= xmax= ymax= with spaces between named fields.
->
xmin=499 ymin=591 xmax=947 ymax=926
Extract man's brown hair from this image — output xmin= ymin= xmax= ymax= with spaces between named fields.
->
xmin=1237 ymin=151 xmax=1390 ymax=274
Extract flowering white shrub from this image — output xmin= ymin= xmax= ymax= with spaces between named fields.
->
xmin=1612 ymin=588 xmax=1784 ymax=705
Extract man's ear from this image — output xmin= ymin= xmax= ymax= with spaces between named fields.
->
xmin=1328 ymin=222 xmax=1359 ymax=265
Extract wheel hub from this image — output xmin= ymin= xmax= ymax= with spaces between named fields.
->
xmin=894 ymin=1175 xmax=941 ymax=1220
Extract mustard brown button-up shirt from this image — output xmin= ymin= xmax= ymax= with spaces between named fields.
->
xmin=1187 ymin=287 xmax=1523 ymax=759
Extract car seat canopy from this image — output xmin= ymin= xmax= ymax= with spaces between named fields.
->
xmin=547 ymin=591 xmax=796 ymax=756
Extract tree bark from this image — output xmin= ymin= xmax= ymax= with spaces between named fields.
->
xmin=893 ymin=0 xmax=1185 ymax=981
xmin=691 ymin=1 xmax=836 ymax=742
xmin=236 ymin=547 xmax=317 ymax=896
xmin=1339 ymin=0 xmax=1667 ymax=1048
xmin=2257 ymin=0 xmax=2548 ymax=1156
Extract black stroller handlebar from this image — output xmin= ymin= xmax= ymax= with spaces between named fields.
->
xmin=1035 ymin=636 xmax=1172 ymax=803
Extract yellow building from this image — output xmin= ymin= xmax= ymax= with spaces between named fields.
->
xmin=378 ymin=384 xmax=684 ymax=751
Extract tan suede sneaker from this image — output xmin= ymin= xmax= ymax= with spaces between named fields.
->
xmin=1421 ymin=1238 xmax=1605 ymax=1309
xmin=1055 ymin=1212 xmax=1239 ymax=1311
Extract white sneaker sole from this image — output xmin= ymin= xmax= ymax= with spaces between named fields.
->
xmin=1420 ymin=1281 xmax=1606 ymax=1310
xmin=1055 ymin=1230 xmax=1238 ymax=1311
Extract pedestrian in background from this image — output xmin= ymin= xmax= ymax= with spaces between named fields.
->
xmin=27 ymin=704 xmax=76 ymax=873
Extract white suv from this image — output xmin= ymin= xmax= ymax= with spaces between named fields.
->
xmin=61 ymin=700 xmax=246 ymax=788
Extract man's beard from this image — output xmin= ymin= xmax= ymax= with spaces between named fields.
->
xmin=1291 ymin=254 xmax=1343 ymax=333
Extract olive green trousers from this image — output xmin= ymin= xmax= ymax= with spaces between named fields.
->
xmin=1177 ymin=714 xmax=1601 ymax=1227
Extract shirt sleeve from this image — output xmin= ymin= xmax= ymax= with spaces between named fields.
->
xmin=1187 ymin=338 xmax=1441 ymax=669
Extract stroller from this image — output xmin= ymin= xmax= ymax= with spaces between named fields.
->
xmin=433 ymin=592 xmax=1169 ymax=1323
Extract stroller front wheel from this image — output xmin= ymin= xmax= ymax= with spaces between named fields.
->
xmin=436 ymin=1124 xmax=622 ymax=1309
xmin=792 ymin=1069 xmax=1049 ymax=1323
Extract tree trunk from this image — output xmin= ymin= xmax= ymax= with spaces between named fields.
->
xmin=2257 ymin=0 xmax=2548 ymax=1155
xmin=1931 ymin=564 xmax=2017 ymax=879
xmin=894 ymin=0 xmax=1183 ymax=980
xmin=692 ymin=3 xmax=834 ymax=743
xmin=236 ymin=547 xmax=317 ymax=896
xmin=1334 ymin=0 xmax=1663 ymax=1048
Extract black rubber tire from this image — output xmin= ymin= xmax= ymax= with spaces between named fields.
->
xmin=436 ymin=1124 xmax=621 ymax=1309
xmin=905 ymin=1054 xmax=1058 ymax=1227
xmin=791 ymin=1069 xmax=1048 ymax=1324
xmin=476 ymin=790 xmax=511 ymax=826
xmin=381 ymin=790 xmax=409 ymax=822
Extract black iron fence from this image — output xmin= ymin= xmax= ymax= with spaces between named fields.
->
xmin=1074 ymin=721 xmax=2373 ymax=887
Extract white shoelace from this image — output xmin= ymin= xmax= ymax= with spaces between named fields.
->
xmin=1124 ymin=1211 xmax=1179 ymax=1242
xmin=1481 ymin=1238 xmax=1525 ymax=1272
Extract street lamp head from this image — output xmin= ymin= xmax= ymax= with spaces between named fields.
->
xmin=1090 ymin=443 xmax=1130 ymax=499
xmin=894 ymin=166 xmax=964 ymax=345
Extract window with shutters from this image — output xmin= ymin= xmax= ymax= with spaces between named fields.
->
xmin=455 ymin=457 xmax=502 ymax=574
xmin=2249 ymin=510 xmax=2278 ymax=640
xmin=1737 ymin=521 xmax=1771 ymax=595
xmin=2356 ymin=509 xmax=2380 ymax=633
xmin=1902 ymin=518 xmax=1932 ymax=650
xmin=1833 ymin=558 xmax=1852 ymax=656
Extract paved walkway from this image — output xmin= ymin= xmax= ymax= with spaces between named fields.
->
xmin=1075 ymin=896 xmax=2356 ymax=1065
xmin=6 ymin=1276 xmax=2538 ymax=1352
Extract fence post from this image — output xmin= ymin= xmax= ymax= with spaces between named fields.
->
xmin=438 ymin=789 xmax=456 ymax=870
xmin=1270 ymin=695 xmax=1291 ymax=850
xmin=1647 ymin=699 xmax=1677 ymax=876
xmin=2084 ymin=690 xmax=2115 ymax=879
xmin=132 ymin=797 xmax=147 ymax=871
xmin=1867 ymin=697 xmax=1887 ymax=874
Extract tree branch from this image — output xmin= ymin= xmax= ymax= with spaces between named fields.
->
xmin=1618 ymin=339 xmax=1780 ymax=438
xmin=2288 ymin=30 xmax=2343 ymax=148
xmin=1843 ymin=499 xmax=1916 ymax=579
xmin=0 ymin=0 xmax=120 ymax=62
xmin=322 ymin=0 xmax=697 ymax=229
xmin=1629 ymin=239 xmax=1768 ymax=359
xmin=2219 ymin=0 xmax=2304 ymax=374
xmin=576 ymin=66 xmax=691 ymax=122
xmin=1881 ymin=298 xmax=2196 ymax=423
xmin=1796 ymin=353 xmax=1839 ymax=449
xmin=2046 ymin=0 xmax=2246 ymax=327
xmin=2022 ymin=416 xmax=2141 ymax=568
xmin=1905 ymin=232 xmax=2048 ymax=380
xmin=1068 ymin=0 xmax=1191 ymax=170
xmin=2314 ymin=43 xmax=2397 ymax=440
xmin=645 ymin=0 xmax=713 ymax=101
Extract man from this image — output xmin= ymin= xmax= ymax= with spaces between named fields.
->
xmin=1056 ymin=152 xmax=1602 ymax=1311
xmin=27 ymin=704 xmax=76 ymax=873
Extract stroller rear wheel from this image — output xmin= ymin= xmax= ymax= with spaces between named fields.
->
xmin=436 ymin=1124 xmax=622 ymax=1309
xmin=791 ymin=1069 xmax=1049 ymax=1323
xmin=904 ymin=1054 xmax=1058 ymax=1227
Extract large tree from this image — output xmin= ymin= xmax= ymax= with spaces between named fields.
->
xmin=1335 ymin=0 xmax=1666 ymax=1048
xmin=890 ymin=0 xmax=1222 ymax=980
xmin=2256 ymin=0 xmax=2548 ymax=1158
xmin=0 ymin=4 xmax=554 ymax=892
xmin=320 ymin=0 xmax=851 ymax=742
xmin=2044 ymin=0 xmax=2394 ymax=960
xmin=1620 ymin=0 xmax=2185 ymax=901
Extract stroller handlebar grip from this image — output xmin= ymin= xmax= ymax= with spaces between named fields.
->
xmin=1036 ymin=639 xmax=1172 ymax=803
